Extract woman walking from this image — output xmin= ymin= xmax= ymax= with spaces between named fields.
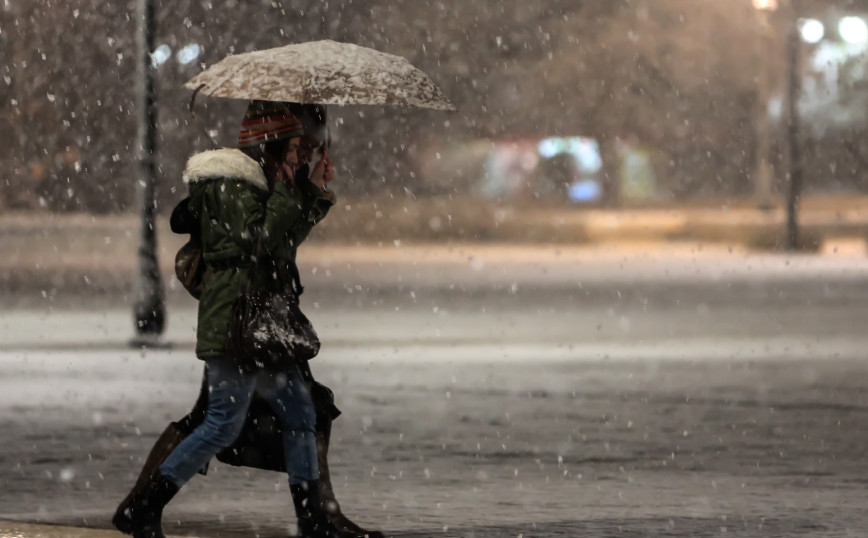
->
xmin=113 ymin=101 xmax=367 ymax=538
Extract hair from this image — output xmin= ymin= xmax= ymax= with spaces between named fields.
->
xmin=240 ymin=137 xmax=291 ymax=188
xmin=288 ymin=103 xmax=329 ymax=147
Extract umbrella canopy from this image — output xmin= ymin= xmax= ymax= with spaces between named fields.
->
xmin=184 ymin=40 xmax=455 ymax=111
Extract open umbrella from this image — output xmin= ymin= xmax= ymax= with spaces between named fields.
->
xmin=184 ymin=39 xmax=455 ymax=111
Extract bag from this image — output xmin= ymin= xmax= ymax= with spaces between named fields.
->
xmin=228 ymin=237 xmax=320 ymax=371
xmin=174 ymin=237 xmax=211 ymax=300
xmin=171 ymin=197 xmax=211 ymax=299
xmin=229 ymin=289 xmax=321 ymax=370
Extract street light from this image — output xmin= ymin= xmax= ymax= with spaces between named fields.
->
xmin=839 ymin=16 xmax=868 ymax=44
xmin=131 ymin=0 xmax=167 ymax=347
xmin=752 ymin=0 xmax=803 ymax=249
xmin=799 ymin=18 xmax=825 ymax=44
xmin=753 ymin=0 xmax=778 ymax=10
xmin=784 ymin=0 xmax=803 ymax=251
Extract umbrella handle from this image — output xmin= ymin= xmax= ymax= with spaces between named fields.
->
xmin=188 ymin=83 xmax=206 ymax=117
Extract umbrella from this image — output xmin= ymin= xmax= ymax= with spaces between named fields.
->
xmin=184 ymin=40 xmax=455 ymax=111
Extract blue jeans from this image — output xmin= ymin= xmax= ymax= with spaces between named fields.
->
xmin=160 ymin=357 xmax=318 ymax=487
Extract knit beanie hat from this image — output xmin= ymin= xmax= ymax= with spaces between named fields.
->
xmin=237 ymin=100 xmax=304 ymax=148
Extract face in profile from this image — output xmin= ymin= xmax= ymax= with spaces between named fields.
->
xmin=298 ymin=134 xmax=324 ymax=166
xmin=279 ymin=136 xmax=302 ymax=182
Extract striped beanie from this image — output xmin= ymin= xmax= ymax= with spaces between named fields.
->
xmin=237 ymin=100 xmax=304 ymax=148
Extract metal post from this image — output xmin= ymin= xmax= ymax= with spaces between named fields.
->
xmin=131 ymin=0 xmax=166 ymax=346
xmin=785 ymin=0 xmax=803 ymax=251
xmin=753 ymin=6 xmax=775 ymax=210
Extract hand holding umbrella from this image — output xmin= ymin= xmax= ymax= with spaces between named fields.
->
xmin=308 ymin=148 xmax=334 ymax=188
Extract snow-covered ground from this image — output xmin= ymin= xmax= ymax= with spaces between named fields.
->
xmin=2 ymin=247 xmax=868 ymax=537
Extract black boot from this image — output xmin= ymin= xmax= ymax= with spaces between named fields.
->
xmin=112 ymin=470 xmax=179 ymax=538
xmin=311 ymin=381 xmax=384 ymax=538
xmin=291 ymin=480 xmax=369 ymax=538
xmin=113 ymin=423 xmax=187 ymax=532
xmin=316 ymin=431 xmax=385 ymax=538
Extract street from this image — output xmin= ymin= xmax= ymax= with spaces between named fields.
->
xmin=1 ymin=245 xmax=868 ymax=537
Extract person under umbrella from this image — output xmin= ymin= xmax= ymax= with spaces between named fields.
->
xmin=114 ymin=101 xmax=382 ymax=538
xmin=113 ymin=101 xmax=372 ymax=538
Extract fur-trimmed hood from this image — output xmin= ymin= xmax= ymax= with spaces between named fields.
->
xmin=182 ymin=148 xmax=268 ymax=191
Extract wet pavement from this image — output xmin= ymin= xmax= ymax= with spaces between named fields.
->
xmin=2 ymin=248 xmax=868 ymax=537
xmin=3 ymin=340 xmax=868 ymax=537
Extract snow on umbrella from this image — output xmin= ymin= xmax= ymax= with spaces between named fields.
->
xmin=184 ymin=40 xmax=455 ymax=111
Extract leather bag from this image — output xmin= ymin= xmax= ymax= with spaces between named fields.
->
xmin=228 ymin=237 xmax=320 ymax=371
xmin=174 ymin=237 xmax=211 ymax=300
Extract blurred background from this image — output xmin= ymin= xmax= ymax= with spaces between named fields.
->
xmin=3 ymin=0 xmax=868 ymax=270
xmin=1 ymin=0 xmax=866 ymax=208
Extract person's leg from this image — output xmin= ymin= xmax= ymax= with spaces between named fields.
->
xmin=112 ymin=424 xmax=186 ymax=534
xmin=310 ymin=381 xmax=384 ymax=538
xmin=174 ymin=366 xmax=210 ymax=435
xmin=159 ymin=358 xmax=257 ymax=486
xmin=113 ymin=367 xmax=210 ymax=531
xmin=115 ymin=358 xmax=255 ymax=538
xmin=260 ymin=367 xmax=369 ymax=538
xmin=258 ymin=367 xmax=318 ymax=484
xmin=259 ymin=367 xmax=325 ymax=536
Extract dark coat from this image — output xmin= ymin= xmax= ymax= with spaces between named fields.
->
xmin=181 ymin=148 xmax=334 ymax=360
xmin=172 ymin=150 xmax=338 ymax=472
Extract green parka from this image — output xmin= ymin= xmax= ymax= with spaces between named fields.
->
xmin=181 ymin=148 xmax=335 ymax=359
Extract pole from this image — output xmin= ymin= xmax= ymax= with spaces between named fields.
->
xmin=131 ymin=0 xmax=166 ymax=345
xmin=753 ymin=7 xmax=775 ymax=210
xmin=785 ymin=0 xmax=802 ymax=251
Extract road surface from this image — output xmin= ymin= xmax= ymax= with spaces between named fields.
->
xmin=1 ymin=245 xmax=867 ymax=537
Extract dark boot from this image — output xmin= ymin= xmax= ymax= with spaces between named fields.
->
xmin=112 ymin=470 xmax=179 ymax=538
xmin=113 ymin=423 xmax=186 ymax=533
xmin=317 ymin=430 xmax=385 ymax=538
xmin=291 ymin=480 xmax=371 ymax=538
xmin=311 ymin=380 xmax=384 ymax=538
